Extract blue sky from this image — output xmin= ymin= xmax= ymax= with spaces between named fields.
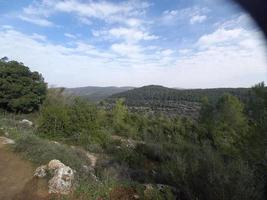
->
xmin=0 ymin=0 xmax=266 ymax=88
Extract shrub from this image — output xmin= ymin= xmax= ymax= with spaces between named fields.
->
xmin=38 ymin=90 xmax=110 ymax=148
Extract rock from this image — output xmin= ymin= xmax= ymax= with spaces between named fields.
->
xmin=34 ymin=165 xmax=47 ymax=178
xmin=0 ymin=136 xmax=15 ymax=145
xmin=86 ymin=152 xmax=97 ymax=168
xmin=48 ymin=165 xmax=74 ymax=195
xmin=19 ymin=119 xmax=33 ymax=126
xmin=34 ymin=160 xmax=74 ymax=195
xmin=48 ymin=160 xmax=65 ymax=171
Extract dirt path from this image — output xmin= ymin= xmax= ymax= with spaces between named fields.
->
xmin=0 ymin=138 xmax=49 ymax=200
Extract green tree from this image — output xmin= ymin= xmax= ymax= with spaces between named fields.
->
xmin=213 ymin=94 xmax=248 ymax=154
xmin=0 ymin=59 xmax=47 ymax=113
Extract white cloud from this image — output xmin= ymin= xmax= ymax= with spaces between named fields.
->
xmin=19 ymin=15 xmax=54 ymax=27
xmin=161 ymin=49 xmax=174 ymax=56
xmin=161 ymin=6 xmax=209 ymax=25
xmin=31 ymin=33 xmax=47 ymax=41
xmin=1 ymin=25 xmax=14 ymax=30
xmin=0 ymin=13 xmax=266 ymax=88
xmin=92 ymin=26 xmax=158 ymax=44
xmin=64 ymin=33 xmax=77 ymax=39
xmin=161 ymin=10 xmax=179 ymax=22
xmin=109 ymin=27 xmax=158 ymax=43
xmin=111 ymin=43 xmax=142 ymax=57
xmin=190 ymin=15 xmax=207 ymax=24
xmin=197 ymin=28 xmax=244 ymax=47
xmin=19 ymin=0 xmax=150 ymax=27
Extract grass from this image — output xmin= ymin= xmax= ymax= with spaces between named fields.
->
xmin=14 ymin=134 xmax=91 ymax=178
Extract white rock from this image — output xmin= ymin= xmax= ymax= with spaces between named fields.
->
xmin=48 ymin=159 xmax=65 ymax=171
xmin=34 ymin=165 xmax=47 ymax=178
xmin=34 ymin=160 xmax=75 ymax=195
xmin=19 ymin=119 xmax=33 ymax=126
xmin=48 ymin=165 xmax=74 ymax=194
xmin=0 ymin=136 xmax=15 ymax=145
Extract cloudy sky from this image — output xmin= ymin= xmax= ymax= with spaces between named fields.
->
xmin=0 ymin=0 xmax=266 ymax=88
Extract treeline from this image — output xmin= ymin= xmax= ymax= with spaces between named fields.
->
xmin=109 ymin=85 xmax=251 ymax=105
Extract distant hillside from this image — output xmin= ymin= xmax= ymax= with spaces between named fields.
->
xmin=110 ymin=85 xmax=251 ymax=103
xmin=107 ymin=85 xmax=252 ymax=118
xmin=65 ymin=86 xmax=134 ymax=101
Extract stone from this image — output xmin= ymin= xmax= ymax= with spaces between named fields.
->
xmin=34 ymin=160 xmax=74 ymax=195
xmin=19 ymin=119 xmax=33 ymax=126
xmin=0 ymin=136 xmax=15 ymax=145
xmin=48 ymin=165 xmax=74 ymax=195
xmin=47 ymin=160 xmax=65 ymax=171
xmin=34 ymin=165 xmax=47 ymax=178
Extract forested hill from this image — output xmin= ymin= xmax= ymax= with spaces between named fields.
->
xmin=110 ymin=85 xmax=251 ymax=104
xmin=107 ymin=85 xmax=252 ymax=117
xmin=64 ymin=86 xmax=134 ymax=101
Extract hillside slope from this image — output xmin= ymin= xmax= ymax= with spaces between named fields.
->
xmin=107 ymin=85 xmax=251 ymax=117
xmin=65 ymin=86 xmax=134 ymax=101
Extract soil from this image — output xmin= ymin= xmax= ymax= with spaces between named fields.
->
xmin=0 ymin=140 xmax=49 ymax=200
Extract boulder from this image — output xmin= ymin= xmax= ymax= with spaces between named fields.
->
xmin=33 ymin=160 xmax=74 ymax=195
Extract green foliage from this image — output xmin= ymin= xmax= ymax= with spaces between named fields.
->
xmin=3 ymin=75 xmax=267 ymax=199
xmin=0 ymin=59 xmax=47 ymax=113
xmin=199 ymin=94 xmax=248 ymax=154
xmin=38 ymin=89 xmax=109 ymax=148
xmin=111 ymin=85 xmax=251 ymax=104
xmin=158 ymin=143 xmax=263 ymax=200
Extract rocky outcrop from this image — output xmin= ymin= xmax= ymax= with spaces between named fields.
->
xmin=34 ymin=160 xmax=74 ymax=195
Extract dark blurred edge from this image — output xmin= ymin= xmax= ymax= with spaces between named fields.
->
xmin=233 ymin=0 xmax=267 ymax=39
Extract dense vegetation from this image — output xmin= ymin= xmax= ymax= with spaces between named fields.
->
xmin=105 ymin=85 xmax=252 ymax=118
xmin=0 ymin=58 xmax=47 ymax=113
xmin=15 ymin=83 xmax=267 ymax=200
xmin=110 ymin=85 xmax=251 ymax=104
xmin=1 ymin=62 xmax=267 ymax=199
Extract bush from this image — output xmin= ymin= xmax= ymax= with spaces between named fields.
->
xmin=157 ymin=143 xmax=264 ymax=200
xmin=38 ymin=89 xmax=110 ymax=148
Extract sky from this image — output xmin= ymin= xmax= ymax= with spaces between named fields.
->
xmin=0 ymin=0 xmax=267 ymax=88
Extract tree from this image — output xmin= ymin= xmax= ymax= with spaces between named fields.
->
xmin=213 ymin=94 xmax=248 ymax=154
xmin=0 ymin=59 xmax=47 ymax=113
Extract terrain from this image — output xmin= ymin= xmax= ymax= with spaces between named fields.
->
xmin=1 ymin=60 xmax=267 ymax=200
xmin=64 ymin=86 xmax=134 ymax=101
xmin=68 ymin=85 xmax=251 ymax=118
xmin=0 ymin=137 xmax=48 ymax=200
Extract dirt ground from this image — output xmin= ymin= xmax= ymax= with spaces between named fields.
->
xmin=0 ymin=140 xmax=49 ymax=200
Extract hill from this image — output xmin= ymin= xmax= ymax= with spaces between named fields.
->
xmin=64 ymin=86 xmax=134 ymax=101
xmin=107 ymin=85 xmax=252 ymax=117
